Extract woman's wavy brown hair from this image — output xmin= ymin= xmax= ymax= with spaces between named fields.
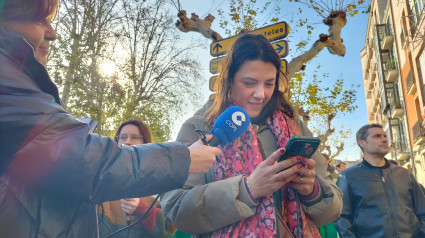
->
xmin=0 ymin=0 xmax=59 ymax=22
xmin=205 ymin=33 xmax=295 ymax=125
xmin=114 ymin=118 xmax=152 ymax=144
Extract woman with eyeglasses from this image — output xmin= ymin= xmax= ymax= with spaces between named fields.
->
xmin=98 ymin=118 xmax=176 ymax=238
xmin=0 ymin=0 xmax=221 ymax=237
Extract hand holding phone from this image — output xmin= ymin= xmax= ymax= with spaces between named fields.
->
xmin=279 ymin=136 xmax=320 ymax=162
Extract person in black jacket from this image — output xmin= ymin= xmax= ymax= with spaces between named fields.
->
xmin=0 ymin=0 xmax=221 ymax=237
xmin=335 ymin=123 xmax=425 ymax=237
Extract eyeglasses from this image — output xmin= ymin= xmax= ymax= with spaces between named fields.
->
xmin=115 ymin=134 xmax=143 ymax=142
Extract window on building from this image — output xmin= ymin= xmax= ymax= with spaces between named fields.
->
xmin=418 ymin=49 xmax=425 ymax=98
xmin=390 ymin=119 xmax=409 ymax=153
xmin=401 ymin=12 xmax=407 ymax=47
xmin=415 ymin=0 xmax=425 ymax=16
xmin=386 ymin=83 xmax=400 ymax=104
xmin=415 ymin=97 xmax=422 ymax=120
xmin=408 ymin=0 xmax=425 ymax=33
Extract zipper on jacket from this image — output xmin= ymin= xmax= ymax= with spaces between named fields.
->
xmin=380 ymin=170 xmax=396 ymax=237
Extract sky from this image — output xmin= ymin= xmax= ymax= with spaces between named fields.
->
xmin=168 ymin=0 xmax=370 ymax=162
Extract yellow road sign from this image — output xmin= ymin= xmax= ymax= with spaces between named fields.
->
xmin=210 ymin=21 xmax=289 ymax=57
xmin=209 ymin=57 xmax=225 ymax=74
xmin=210 ymin=41 xmax=289 ymax=74
xmin=209 ymin=76 xmax=217 ymax=92
xmin=282 ymin=59 xmax=288 ymax=74
xmin=272 ymin=40 xmax=289 ymax=58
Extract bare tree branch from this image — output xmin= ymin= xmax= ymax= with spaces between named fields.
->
xmin=287 ymin=11 xmax=347 ymax=80
xmin=175 ymin=10 xmax=222 ymax=41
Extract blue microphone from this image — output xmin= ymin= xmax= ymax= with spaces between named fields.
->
xmin=208 ymin=106 xmax=251 ymax=147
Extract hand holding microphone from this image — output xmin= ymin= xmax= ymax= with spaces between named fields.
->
xmin=188 ymin=106 xmax=251 ymax=173
xmin=188 ymin=135 xmax=222 ymax=174
xmin=208 ymin=106 xmax=251 ymax=147
xmin=188 ymin=106 xmax=251 ymax=174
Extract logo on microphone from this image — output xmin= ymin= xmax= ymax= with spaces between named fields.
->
xmin=231 ymin=111 xmax=246 ymax=126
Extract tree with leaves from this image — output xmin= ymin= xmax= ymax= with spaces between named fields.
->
xmin=49 ymin=0 xmax=122 ymax=133
xmin=291 ymin=70 xmax=359 ymax=158
xmin=49 ymin=0 xmax=203 ymax=141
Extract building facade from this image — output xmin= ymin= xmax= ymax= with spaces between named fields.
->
xmin=360 ymin=0 xmax=425 ymax=185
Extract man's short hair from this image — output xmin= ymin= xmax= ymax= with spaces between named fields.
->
xmin=336 ymin=162 xmax=346 ymax=168
xmin=356 ymin=123 xmax=383 ymax=150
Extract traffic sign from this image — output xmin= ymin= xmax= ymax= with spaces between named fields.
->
xmin=272 ymin=40 xmax=289 ymax=58
xmin=209 ymin=57 xmax=225 ymax=74
xmin=210 ymin=21 xmax=289 ymax=57
xmin=210 ymin=41 xmax=289 ymax=74
xmin=209 ymin=75 xmax=217 ymax=92
xmin=281 ymin=59 xmax=288 ymax=74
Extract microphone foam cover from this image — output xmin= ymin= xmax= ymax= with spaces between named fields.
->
xmin=210 ymin=106 xmax=251 ymax=146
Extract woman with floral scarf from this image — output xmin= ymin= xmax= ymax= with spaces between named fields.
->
xmin=161 ymin=34 xmax=343 ymax=238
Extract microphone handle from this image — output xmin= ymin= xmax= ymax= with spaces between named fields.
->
xmin=194 ymin=129 xmax=221 ymax=162
xmin=208 ymin=135 xmax=222 ymax=147
xmin=206 ymin=135 xmax=221 ymax=162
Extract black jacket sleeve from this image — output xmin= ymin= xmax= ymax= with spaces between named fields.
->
xmin=0 ymin=53 xmax=190 ymax=203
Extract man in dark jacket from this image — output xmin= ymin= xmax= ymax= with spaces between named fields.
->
xmin=335 ymin=123 xmax=425 ymax=237
xmin=0 ymin=0 xmax=221 ymax=237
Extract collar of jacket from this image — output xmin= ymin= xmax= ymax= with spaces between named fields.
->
xmin=0 ymin=30 xmax=63 ymax=106
xmin=361 ymin=158 xmax=390 ymax=169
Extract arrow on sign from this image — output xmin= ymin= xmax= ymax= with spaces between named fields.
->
xmin=275 ymin=44 xmax=284 ymax=55
xmin=213 ymin=43 xmax=222 ymax=53
xmin=271 ymin=40 xmax=288 ymax=58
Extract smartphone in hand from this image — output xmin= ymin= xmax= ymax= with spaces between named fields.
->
xmin=279 ymin=136 xmax=321 ymax=162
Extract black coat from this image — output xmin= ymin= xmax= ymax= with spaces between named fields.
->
xmin=335 ymin=159 xmax=425 ymax=238
xmin=0 ymin=34 xmax=190 ymax=238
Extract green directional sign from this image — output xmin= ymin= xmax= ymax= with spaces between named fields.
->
xmin=210 ymin=21 xmax=289 ymax=57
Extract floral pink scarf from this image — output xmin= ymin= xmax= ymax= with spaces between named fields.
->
xmin=210 ymin=109 xmax=320 ymax=238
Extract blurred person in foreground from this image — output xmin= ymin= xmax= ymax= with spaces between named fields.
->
xmin=0 ymin=0 xmax=221 ymax=237
xmin=335 ymin=123 xmax=425 ymax=237
xmin=161 ymin=34 xmax=342 ymax=238
xmin=98 ymin=118 xmax=176 ymax=238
